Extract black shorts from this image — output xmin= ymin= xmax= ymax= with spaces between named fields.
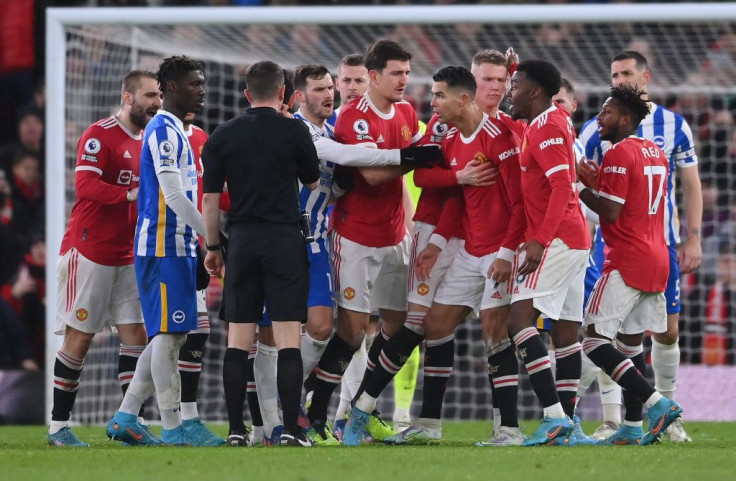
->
xmin=223 ymin=222 xmax=309 ymax=323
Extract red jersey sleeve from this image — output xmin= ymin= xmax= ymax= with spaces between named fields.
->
xmin=75 ymin=128 xmax=128 ymax=204
xmin=529 ymin=123 xmax=575 ymax=246
xmin=420 ymin=114 xmax=450 ymax=147
xmin=431 ymin=187 xmax=464 ymax=246
xmin=494 ymin=132 xmax=525 ymax=253
xmin=597 ymin=144 xmax=632 ymax=205
xmin=334 ymin=107 xmax=376 ymax=147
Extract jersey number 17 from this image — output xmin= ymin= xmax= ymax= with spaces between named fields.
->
xmin=644 ymin=165 xmax=666 ymax=215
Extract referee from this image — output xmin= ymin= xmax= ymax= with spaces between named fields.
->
xmin=202 ymin=61 xmax=320 ymax=447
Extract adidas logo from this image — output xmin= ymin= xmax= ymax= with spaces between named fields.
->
xmin=450 ymin=158 xmax=457 ymax=166
xmin=513 ymin=286 xmax=519 ymax=294
xmin=491 ymin=291 xmax=502 ymax=299
xmin=123 ymin=150 xmax=132 ymax=158
xmin=376 ymin=134 xmax=385 ymax=143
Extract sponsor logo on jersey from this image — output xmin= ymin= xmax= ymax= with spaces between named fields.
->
xmin=474 ymin=152 xmax=488 ymax=164
xmin=343 ymin=287 xmax=355 ymax=300
xmin=353 ymin=119 xmax=371 ymax=140
xmin=603 ymin=166 xmax=627 ymax=174
xmin=75 ymin=308 xmax=88 ymax=322
xmin=401 ymin=125 xmax=411 ymax=141
xmin=539 ymin=137 xmax=564 ymax=150
xmin=117 ymin=170 xmax=133 ymax=185
xmin=159 ymin=140 xmax=175 ymax=158
xmin=450 ymin=158 xmax=457 ymax=166
xmin=81 ymin=154 xmax=98 ymax=162
xmin=376 ymin=134 xmax=385 ymax=144
xmin=417 ymin=283 xmax=430 ymax=296
xmin=123 ymin=150 xmax=132 ymax=159
xmin=652 ymin=135 xmax=667 ymax=150
xmin=491 ymin=291 xmax=502 ymax=299
xmin=498 ymin=146 xmax=520 ymax=162
xmin=432 ymin=122 xmax=447 ymax=136
xmin=84 ymin=138 xmax=102 ymax=154
xmin=172 ymin=310 xmax=186 ymax=324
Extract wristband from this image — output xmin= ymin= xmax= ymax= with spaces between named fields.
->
xmin=206 ymin=243 xmax=222 ymax=251
xmin=126 ymin=189 xmax=134 ymax=202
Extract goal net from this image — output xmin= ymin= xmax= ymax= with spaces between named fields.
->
xmin=47 ymin=4 xmax=736 ymax=425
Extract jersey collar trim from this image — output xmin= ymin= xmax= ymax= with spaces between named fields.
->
xmin=113 ymin=115 xmax=142 ymax=141
xmin=363 ymin=93 xmax=395 ymax=120
xmin=529 ymin=104 xmax=557 ymax=128
xmin=156 ymin=110 xmax=185 ymax=130
xmin=460 ymin=113 xmax=489 ymax=144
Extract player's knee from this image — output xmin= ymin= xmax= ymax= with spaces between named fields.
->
xmin=118 ymin=323 xmax=148 ymax=346
xmin=61 ymin=327 xmax=94 ymax=358
xmin=652 ymin=329 xmax=678 ymax=345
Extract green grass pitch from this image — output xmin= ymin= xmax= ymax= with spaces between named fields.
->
xmin=1 ymin=421 xmax=733 ymax=481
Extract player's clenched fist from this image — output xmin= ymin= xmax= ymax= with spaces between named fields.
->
xmin=577 ymin=159 xmax=600 ymax=191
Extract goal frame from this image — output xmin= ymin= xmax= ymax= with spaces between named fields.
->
xmin=45 ymin=3 xmax=736 ymax=423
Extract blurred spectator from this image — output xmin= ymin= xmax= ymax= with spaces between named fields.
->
xmin=388 ymin=24 xmax=441 ymax=75
xmin=0 ymin=107 xmax=44 ymax=176
xmin=703 ymin=32 xmax=736 ymax=86
xmin=8 ymin=150 xmax=44 ymax=241
xmin=0 ymin=233 xmax=46 ymax=367
xmin=700 ymin=245 xmax=736 ymax=365
xmin=0 ymin=297 xmax=39 ymax=370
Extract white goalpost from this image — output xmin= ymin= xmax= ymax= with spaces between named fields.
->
xmin=46 ymin=4 xmax=736 ymax=425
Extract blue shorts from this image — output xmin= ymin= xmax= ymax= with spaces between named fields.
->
xmin=135 ymin=256 xmax=198 ymax=336
xmin=665 ymin=244 xmax=681 ymax=315
xmin=260 ymin=242 xmax=334 ymax=326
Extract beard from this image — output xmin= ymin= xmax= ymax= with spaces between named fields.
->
xmin=129 ymin=102 xmax=149 ymax=130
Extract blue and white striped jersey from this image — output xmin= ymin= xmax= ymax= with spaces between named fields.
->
xmin=135 ymin=110 xmax=198 ymax=257
xmin=579 ymin=102 xmax=698 ymax=245
xmin=295 ymin=110 xmax=335 ymax=254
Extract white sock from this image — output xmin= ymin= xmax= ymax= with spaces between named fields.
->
xmin=651 ymin=338 xmax=679 ymax=399
xmin=251 ymin=425 xmax=264 ymax=444
xmin=120 ymin=342 xmax=154 ymax=416
xmin=355 ymin=392 xmax=378 ymax=414
xmin=393 ymin=407 xmax=410 ymax=422
xmin=300 ymin=331 xmax=329 ymax=381
xmin=335 ymin=339 xmax=367 ymax=422
xmin=180 ymin=401 xmax=198 ymax=421
xmin=49 ymin=420 xmax=68 ymax=435
xmin=150 ymin=334 xmax=186 ymax=430
xmin=577 ymin=350 xmax=601 ymax=398
xmin=598 ymin=370 xmax=622 ymax=425
xmin=645 ymin=391 xmax=664 ymax=408
xmin=492 ymin=408 xmax=501 ymax=436
xmin=417 ymin=417 xmax=441 ymax=430
xmin=548 ymin=349 xmax=557 ymax=377
xmin=254 ymin=342 xmax=281 ymax=437
xmin=543 ymin=402 xmax=566 ymax=419
xmin=623 ymin=420 xmax=643 ymax=428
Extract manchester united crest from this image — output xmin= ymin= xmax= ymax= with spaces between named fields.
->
xmin=417 ymin=283 xmax=430 ymax=296
xmin=401 ymin=125 xmax=411 ymax=141
xmin=76 ymin=308 xmax=89 ymax=322
xmin=343 ymin=287 xmax=356 ymax=300
xmin=474 ymin=152 xmax=488 ymax=164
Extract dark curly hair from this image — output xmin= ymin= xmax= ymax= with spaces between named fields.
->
xmin=609 ymin=84 xmax=649 ymax=126
xmin=157 ymin=56 xmax=204 ymax=94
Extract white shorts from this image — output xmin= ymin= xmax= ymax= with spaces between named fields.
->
xmin=331 ymin=231 xmax=410 ymax=313
xmin=584 ymin=270 xmax=667 ymax=339
xmin=434 ymin=247 xmax=513 ymax=311
xmin=510 ymin=238 xmax=588 ymax=323
xmin=55 ymin=248 xmax=143 ymax=335
xmin=407 ymin=222 xmax=463 ymax=308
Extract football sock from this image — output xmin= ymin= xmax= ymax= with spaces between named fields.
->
xmin=582 ymin=338 xmax=656 ymax=403
xmin=365 ymin=326 xmax=423 ymax=400
xmin=577 ymin=350 xmax=601 ymax=398
xmin=51 ymin=351 xmax=84 ymax=426
xmin=651 ymin=338 xmax=679 ymax=399
xmin=489 ymin=338 xmax=520 ymax=428
xmin=119 ymin=342 xmax=154 ymax=417
xmin=118 ymin=344 xmax=146 ymax=419
xmin=598 ymin=370 xmax=622 ymax=425
xmin=352 ymin=327 xmax=390 ymax=405
xmin=512 ymin=327 xmax=563 ymax=416
xmin=255 ymin=342 xmax=281 ymax=438
xmin=179 ymin=332 xmax=208 ymax=420
xmin=555 ymin=342 xmax=582 ymax=419
xmin=223 ymin=347 xmax=249 ymax=434
xmin=150 ymin=333 xmax=186 ymax=430
xmin=418 ymin=334 xmax=454 ymax=420
xmin=246 ymin=343 xmax=263 ymax=429
xmin=335 ymin=339 xmax=366 ymax=422
xmin=617 ymin=342 xmax=645 ymax=423
xmin=300 ymin=331 xmax=329 ymax=381
xmin=277 ymin=348 xmax=304 ymax=435
xmin=309 ymin=333 xmax=357 ymax=424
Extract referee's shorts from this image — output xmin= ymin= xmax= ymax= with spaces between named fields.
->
xmin=223 ymin=222 xmax=309 ymax=324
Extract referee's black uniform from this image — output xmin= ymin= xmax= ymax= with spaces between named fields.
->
xmin=202 ymin=107 xmax=320 ymax=324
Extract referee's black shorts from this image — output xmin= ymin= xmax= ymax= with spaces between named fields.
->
xmin=223 ymin=222 xmax=309 ymax=323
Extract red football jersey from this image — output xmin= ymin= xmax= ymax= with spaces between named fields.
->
xmin=60 ymin=116 xmax=142 ymax=266
xmin=598 ymin=137 xmax=670 ymax=292
xmin=442 ymin=113 xmax=525 ymax=257
xmin=413 ymin=114 xmax=450 ymax=227
xmin=519 ymin=105 xmax=590 ymax=250
xmin=496 ymin=110 xmax=526 ymax=140
xmin=186 ymin=124 xmax=208 ymax=212
xmin=333 ymin=94 xmax=421 ymax=247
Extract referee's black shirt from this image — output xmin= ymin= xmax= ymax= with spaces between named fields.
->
xmin=202 ymin=107 xmax=320 ymax=224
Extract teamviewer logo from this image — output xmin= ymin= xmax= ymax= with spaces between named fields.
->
xmin=117 ymin=170 xmax=133 ymax=185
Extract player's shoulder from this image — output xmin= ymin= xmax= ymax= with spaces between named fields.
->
xmin=395 ymin=100 xmax=418 ymax=116
xmin=83 ymin=116 xmax=122 ymax=138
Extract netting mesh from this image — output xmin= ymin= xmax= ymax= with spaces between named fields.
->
xmin=60 ymin=18 xmax=736 ymax=425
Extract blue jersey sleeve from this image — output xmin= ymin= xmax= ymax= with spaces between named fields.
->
xmin=579 ymin=116 xmax=604 ymax=165
xmin=673 ymin=115 xmax=698 ymax=168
